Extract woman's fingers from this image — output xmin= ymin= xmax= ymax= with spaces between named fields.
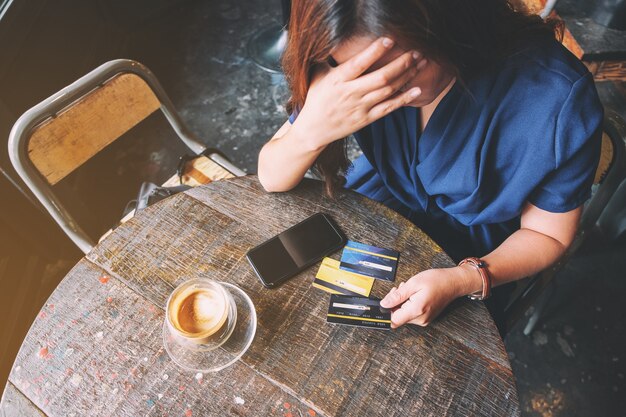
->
xmin=337 ymin=37 xmax=395 ymax=81
xmin=381 ymin=280 xmax=418 ymax=308
xmin=355 ymin=50 xmax=423 ymax=92
xmin=390 ymin=293 xmax=428 ymax=328
xmin=361 ymin=64 xmax=419 ymax=105
xmin=368 ymin=87 xmax=422 ymax=120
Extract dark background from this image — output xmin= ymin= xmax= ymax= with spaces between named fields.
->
xmin=0 ymin=1 xmax=625 ymax=416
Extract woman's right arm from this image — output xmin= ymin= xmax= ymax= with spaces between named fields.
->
xmin=257 ymin=119 xmax=327 ymax=192
xmin=258 ymin=37 xmax=426 ymax=192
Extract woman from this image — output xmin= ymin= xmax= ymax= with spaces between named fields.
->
xmin=257 ymin=0 xmax=603 ymax=330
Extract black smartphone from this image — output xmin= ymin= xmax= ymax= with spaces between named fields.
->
xmin=246 ymin=213 xmax=347 ymax=288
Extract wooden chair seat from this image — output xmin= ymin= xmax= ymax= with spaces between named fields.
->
xmin=162 ymin=155 xmax=235 ymax=187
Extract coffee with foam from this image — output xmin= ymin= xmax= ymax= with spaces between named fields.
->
xmin=166 ymin=280 xmax=236 ymax=348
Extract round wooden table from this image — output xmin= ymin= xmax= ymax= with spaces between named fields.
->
xmin=1 ymin=176 xmax=521 ymax=417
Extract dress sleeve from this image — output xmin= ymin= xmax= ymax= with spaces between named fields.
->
xmin=529 ymin=73 xmax=603 ymax=213
xmin=288 ymin=107 xmax=300 ymax=124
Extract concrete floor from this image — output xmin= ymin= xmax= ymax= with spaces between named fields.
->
xmin=505 ymin=231 xmax=626 ymax=417
xmin=2 ymin=0 xmax=625 ymax=415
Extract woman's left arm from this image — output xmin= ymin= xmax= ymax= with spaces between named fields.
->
xmin=380 ymin=202 xmax=582 ymax=328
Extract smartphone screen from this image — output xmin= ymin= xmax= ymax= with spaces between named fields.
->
xmin=246 ymin=213 xmax=347 ymax=288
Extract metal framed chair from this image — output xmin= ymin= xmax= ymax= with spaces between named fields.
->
xmin=8 ymin=59 xmax=245 ymax=254
xmin=502 ymin=109 xmax=626 ymax=336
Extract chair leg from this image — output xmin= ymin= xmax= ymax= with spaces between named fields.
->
xmin=523 ymin=279 xmax=557 ymax=336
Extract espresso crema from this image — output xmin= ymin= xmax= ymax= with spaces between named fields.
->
xmin=169 ymin=287 xmax=229 ymax=341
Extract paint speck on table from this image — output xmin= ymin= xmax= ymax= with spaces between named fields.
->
xmin=308 ymin=410 xmax=316 ymax=416
xmin=69 ymin=373 xmax=83 ymax=387
xmin=185 ymin=409 xmax=193 ymax=417
xmin=234 ymin=396 xmax=245 ymax=405
xmin=64 ymin=348 xmax=74 ymax=358
xmin=106 ymin=297 xmax=113 ymax=303
xmin=146 ymin=398 xmax=155 ymax=407
xmin=195 ymin=372 xmax=203 ymax=382
xmin=162 ymin=374 xmax=169 ymax=380
xmin=284 ymin=402 xmax=291 ymax=409
xmin=38 ymin=347 xmax=50 ymax=359
xmin=123 ymin=380 xmax=133 ymax=393
xmin=99 ymin=275 xmax=110 ymax=284
xmin=95 ymin=331 xmax=104 ymax=339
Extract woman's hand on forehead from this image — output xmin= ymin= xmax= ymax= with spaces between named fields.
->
xmin=290 ymin=37 xmax=427 ymax=148
xmin=332 ymin=37 xmax=424 ymax=79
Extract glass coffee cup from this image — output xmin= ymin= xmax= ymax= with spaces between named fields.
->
xmin=165 ymin=279 xmax=237 ymax=351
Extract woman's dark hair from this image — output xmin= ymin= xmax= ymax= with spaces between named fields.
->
xmin=282 ymin=0 xmax=563 ymax=196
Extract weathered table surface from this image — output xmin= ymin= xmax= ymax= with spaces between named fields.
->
xmin=0 ymin=176 xmax=520 ymax=417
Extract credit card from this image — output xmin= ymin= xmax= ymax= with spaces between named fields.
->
xmin=326 ymin=294 xmax=391 ymax=330
xmin=313 ymin=258 xmax=375 ymax=297
xmin=339 ymin=240 xmax=399 ymax=282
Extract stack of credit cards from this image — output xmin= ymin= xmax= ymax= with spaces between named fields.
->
xmin=339 ymin=240 xmax=399 ymax=282
xmin=312 ymin=240 xmax=399 ymax=330
xmin=326 ymin=294 xmax=391 ymax=330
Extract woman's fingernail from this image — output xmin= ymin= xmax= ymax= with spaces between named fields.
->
xmin=382 ymin=37 xmax=394 ymax=48
xmin=381 ymin=292 xmax=395 ymax=307
xmin=411 ymin=51 xmax=420 ymax=60
xmin=409 ymin=87 xmax=421 ymax=98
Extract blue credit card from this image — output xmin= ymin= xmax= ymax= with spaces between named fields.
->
xmin=339 ymin=240 xmax=399 ymax=282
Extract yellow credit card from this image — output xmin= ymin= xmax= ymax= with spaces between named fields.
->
xmin=313 ymin=258 xmax=375 ymax=297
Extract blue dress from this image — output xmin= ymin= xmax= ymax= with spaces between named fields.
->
xmin=342 ymin=39 xmax=603 ymax=261
xmin=289 ymin=39 xmax=603 ymax=261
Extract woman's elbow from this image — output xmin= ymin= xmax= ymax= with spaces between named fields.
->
xmin=557 ymin=233 xmax=577 ymax=255
xmin=258 ymin=171 xmax=293 ymax=193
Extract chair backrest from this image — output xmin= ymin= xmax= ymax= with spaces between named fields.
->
xmin=29 ymin=73 xmax=161 ymax=185
xmin=502 ymin=109 xmax=626 ymax=335
xmin=8 ymin=59 xmax=208 ymax=254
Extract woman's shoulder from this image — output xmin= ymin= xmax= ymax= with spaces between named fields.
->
xmin=461 ymin=38 xmax=592 ymax=100
xmin=509 ymin=38 xmax=588 ymax=80
xmin=447 ymin=36 xmax=603 ymax=165
xmin=458 ymin=38 xmax=602 ymax=125
xmin=489 ymin=37 xmax=594 ymax=97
